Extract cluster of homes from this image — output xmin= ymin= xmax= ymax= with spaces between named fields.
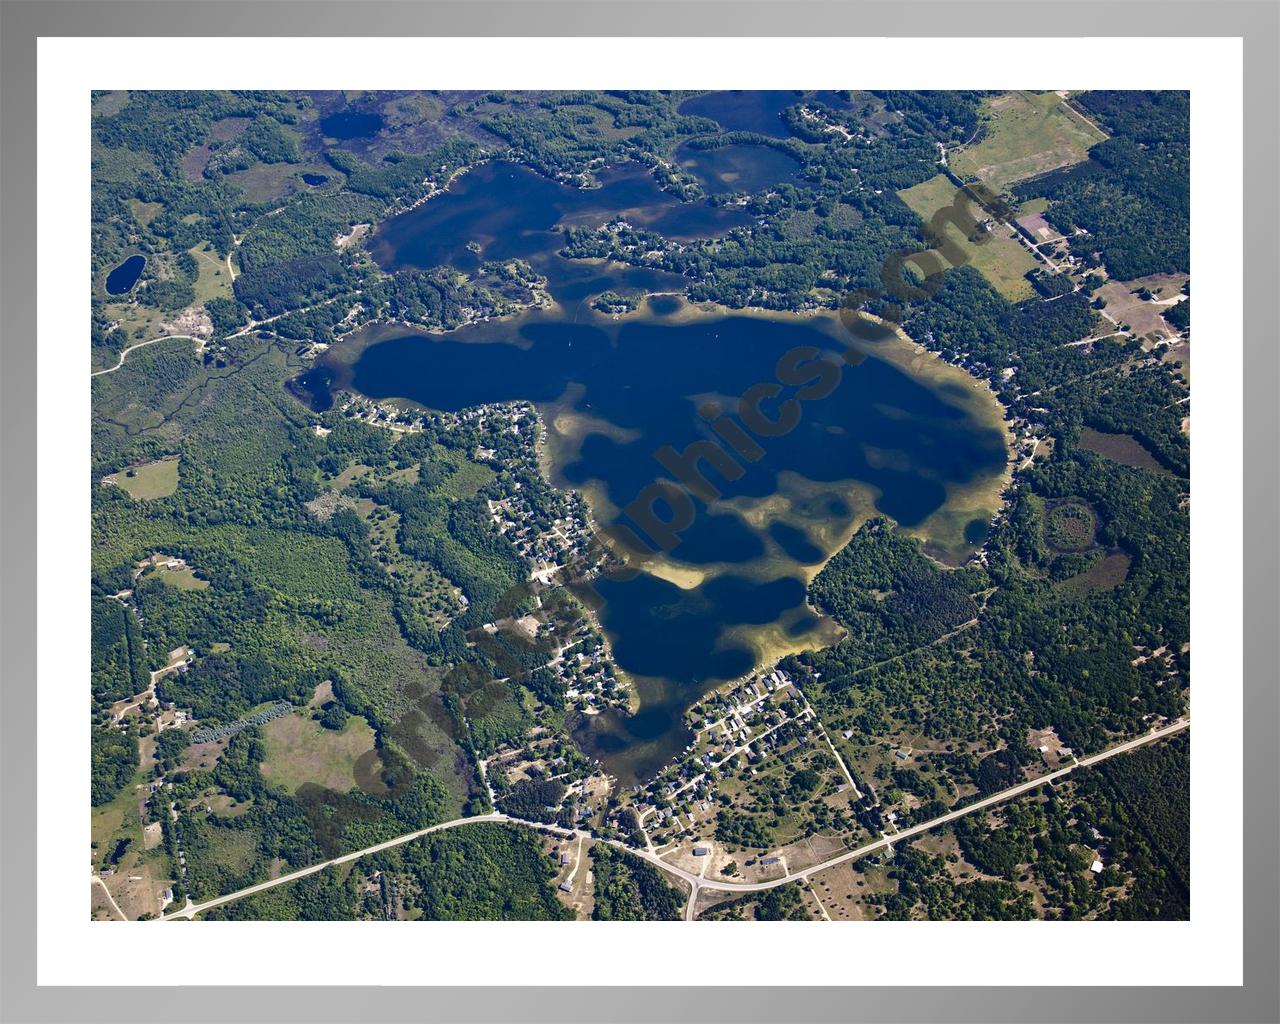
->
xmin=619 ymin=666 xmax=811 ymax=841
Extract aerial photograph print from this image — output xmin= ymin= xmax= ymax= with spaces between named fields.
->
xmin=89 ymin=88 xmax=1191 ymax=924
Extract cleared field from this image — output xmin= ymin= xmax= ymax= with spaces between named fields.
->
xmin=188 ymin=241 xmax=235 ymax=305
xmin=950 ymin=91 xmax=1107 ymax=192
xmin=437 ymin=448 xmax=497 ymax=499
xmin=329 ymin=463 xmax=374 ymax=491
xmin=1058 ymin=551 xmax=1132 ymax=597
xmin=103 ymin=456 xmax=180 ymax=500
xmin=1078 ymin=427 xmax=1171 ymax=475
xmin=127 ymin=199 xmax=164 ymax=226
xmin=259 ymin=708 xmax=378 ymax=794
xmin=158 ymin=567 xmax=210 ymax=591
xmin=897 ymin=174 xmax=1038 ymax=302
xmin=1095 ymin=277 xmax=1188 ymax=345
xmin=91 ymin=770 xmax=174 ymax=920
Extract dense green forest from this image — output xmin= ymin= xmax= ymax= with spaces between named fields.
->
xmin=203 ymin=823 xmax=570 ymax=921
xmin=590 ymin=844 xmax=684 ymax=920
xmin=810 ymin=517 xmax=984 ymax=669
xmin=700 ymin=882 xmax=812 ymax=921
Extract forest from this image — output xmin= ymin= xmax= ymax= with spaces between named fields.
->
xmin=1013 ymin=91 xmax=1189 ymax=280
xmin=589 ymin=844 xmax=684 ymax=921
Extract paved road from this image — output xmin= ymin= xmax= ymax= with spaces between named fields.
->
xmin=161 ymin=718 xmax=1187 ymax=920
xmin=163 ymin=813 xmax=509 ymax=920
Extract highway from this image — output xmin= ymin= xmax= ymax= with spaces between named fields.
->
xmin=161 ymin=717 xmax=1188 ymax=921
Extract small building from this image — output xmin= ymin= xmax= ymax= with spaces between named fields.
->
xmin=1090 ymin=859 xmax=1104 ymax=874
xmin=558 ymin=882 xmax=573 ymax=893
xmin=692 ymin=847 xmax=710 ymax=857
xmin=760 ymin=856 xmax=781 ymax=866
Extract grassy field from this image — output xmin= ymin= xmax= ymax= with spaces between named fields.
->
xmin=158 ymin=566 xmax=209 ymax=590
xmin=437 ymin=447 xmax=497 ymax=499
xmin=103 ymin=456 xmax=180 ymax=500
xmin=1045 ymin=501 xmax=1097 ymax=551
xmin=897 ymin=174 xmax=1038 ymax=302
xmin=950 ymin=91 xmax=1107 ymax=192
xmin=188 ymin=241 xmax=235 ymax=306
xmin=1058 ymin=551 xmax=1132 ymax=597
xmin=259 ymin=708 xmax=378 ymax=794
xmin=127 ymin=199 xmax=164 ymax=226
xmin=330 ymin=463 xmax=374 ymax=491
xmin=1078 ymin=427 xmax=1172 ymax=475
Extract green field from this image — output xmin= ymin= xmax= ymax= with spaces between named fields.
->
xmin=103 ymin=457 xmax=180 ymax=500
xmin=188 ymin=241 xmax=235 ymax=306
xmin=259 ymin=709 xmax=378 ymax=794
xmin=897 ymin=174 xmax=1038 ymax=302
xmin=157 ymin=566 xmax=210 ymax=590
xmin=950 ymin=91 xmax=1107 ymax=192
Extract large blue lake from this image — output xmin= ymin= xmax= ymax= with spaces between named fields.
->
xmin=314 ymin=156 xmax=1008 ymax=780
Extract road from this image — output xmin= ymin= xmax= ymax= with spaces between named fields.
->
xmin=161 ymin=718 xmax=1187 ymax=921
xmin=90 ymin=334 xmax=202 ymax=377
xmin=163 ymin=813 xmax=509 ymax=920
xmin=91 ymin=875 xmax=128 ymax=922
xmin=90 ymin=293 xmax=354 ymax=378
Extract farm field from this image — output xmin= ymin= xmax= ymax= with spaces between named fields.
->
xmin=897 ymin=174 xmax=1039 ymax=301
xmin=949 ymin=91 xmax=1107 ymax=192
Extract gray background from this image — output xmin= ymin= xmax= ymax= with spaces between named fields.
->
xmin=1 ymin=2 xmax=1276 ymax=1021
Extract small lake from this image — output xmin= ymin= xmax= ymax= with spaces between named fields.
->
xmin=320 ymin=109 xmax=384 ymax=140
xmin=300 ymin=172 xmax=329 ymax=186
xmin=677 ymin=91 xmax=804 ymax=138
xmin=313 ymin=154 xmax=1009 ymax=782
xmin=369 ymin=160 xmax=752 ymax=277
xmin=675 ymin=141 xmax=803 ymax=193
xmin=105 ymin=254 xmax=146 ymax=296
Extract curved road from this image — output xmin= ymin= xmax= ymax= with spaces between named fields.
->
xmin=91 ymin=335 xmax=202 ymax=377
xmin=162 ymin=718 xmax=1187 ymax=921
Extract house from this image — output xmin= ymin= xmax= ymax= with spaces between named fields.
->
xmin=760 ymin=856 xmax=781 ymax=866
xmin=558 ymin=882 xmax=573 ymax=893
xmin=1090 ymin=860 xmax=1104 ymax=874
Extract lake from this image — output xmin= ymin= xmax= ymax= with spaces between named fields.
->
xmin=319 ymin=109 xmax=384 ymax=140
xmin=315 ymin=156 xmax=1010 ymax=781
xmin=674 ymin=141 xmax=803 ymax=193
xmin=105 ymin=254 xmax=146 ymax=295
xmin=368 ymin=160 xmax=752 ymax=277
xmin=677 ymin=91 xmax=804 ymax=138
